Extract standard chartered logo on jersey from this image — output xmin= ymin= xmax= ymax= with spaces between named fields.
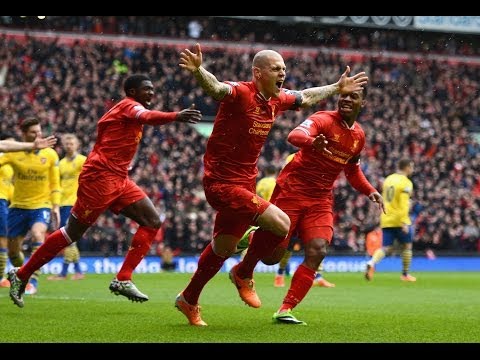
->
xmin=249 ymin=121 xmax=271 ymax=136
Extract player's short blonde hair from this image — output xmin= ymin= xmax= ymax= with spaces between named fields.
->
xmin=62 ymin=133 xmax=79 ymax=144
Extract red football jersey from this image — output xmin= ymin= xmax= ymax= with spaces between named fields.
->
xmin=82 ymin=98 xmax=177 ymax=177
xmin=277 ymin=110 xmax=369 ymax=197
xmin=203 ymin=81 xmax=300 ymax=185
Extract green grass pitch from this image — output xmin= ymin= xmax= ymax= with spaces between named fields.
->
xmin=1 ymin=272 xmax=479 ymax=343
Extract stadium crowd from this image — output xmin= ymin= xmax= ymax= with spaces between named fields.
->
xmin=0 ymin=22 xmax=479 ymax=256
xmin=2 ymin=16 xmax=480 ymax=57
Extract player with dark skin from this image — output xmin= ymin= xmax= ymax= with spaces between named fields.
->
xmin=8 ymin=74 xmax=202 ymax=308
xmin=62 ymin=80 xmax=200 ymax=242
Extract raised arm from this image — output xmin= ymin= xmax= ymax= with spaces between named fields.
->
xmin=300 ymin=66 xmax=368 ymax=108
xmin=179 ymin=43 xmax=231 ymax=101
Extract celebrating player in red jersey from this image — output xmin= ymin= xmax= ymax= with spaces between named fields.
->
xmin=175 ymin=43 xmax=368 ymax=326
xmin=262 ymin=87 xmax=384 ymax=325
xmin=8 ymin=74 xmax=202 ymax=308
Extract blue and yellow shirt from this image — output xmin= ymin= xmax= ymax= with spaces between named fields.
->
xmin=380 ymin=173 xmax=413 ymax=228
xmin=0 ymin=148 xmax=60 ymax=209
xmin=59 ymin=153 xmax=86 ymax=206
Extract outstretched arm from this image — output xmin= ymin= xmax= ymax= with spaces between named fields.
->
xmin=179 ymin=43 xmax=231 ymax=101
xmin=175 ymin=104 xmax=203 ymax=124
xmin=300 ymin=66 xmax=368 ymax=108
xmin=0 ymin=135 xmax=57 ymax=152
xmin=139 ymin=104 xmax=202 ymax=126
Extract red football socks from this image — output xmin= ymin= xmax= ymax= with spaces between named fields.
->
xmin=182 ymin=243 xmax=226 ymax=305
xmin=116 ymin=226 xmax=158 ymax=281
xmin=281 ymin=264 xmax=316 ymax=310
xmin=18 ymin=229 xmax=70 ymax=281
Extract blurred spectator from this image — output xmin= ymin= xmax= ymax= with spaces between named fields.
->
xmin=157 ymin=244 xmax=178 ymax=271
xmin=365 ymin=225 xmax=382 ymax=256
xmin=187 ymin=19 xmax=202 ymax=39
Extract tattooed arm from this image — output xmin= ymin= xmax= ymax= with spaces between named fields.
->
xmin=299 ymin=66 xmax=368 ymax=108
xmin=180 ymin=43 xmax=230 ymax=101
xmin=191 ymin=66 xmax=230 ymax=101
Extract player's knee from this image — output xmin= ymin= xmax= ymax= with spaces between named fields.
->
xmin=30 ymin=230 xmax=45 ymax=242
xmin=309 ymin=248 xmax=327 ymax=262
xmin=261 ymin=247 xmax=285 ymax=265
xmin=273 ymin=212 xmax=290 ymax=237
xmin=261 ymin=256 xmax=277 ymax=265
xmin=211 ymin=242 xmax=235 ymax=257
xmin=258 ymin=205 xmax=290 ymax=237
xmin=318 ymin=243 xmax=328 ymax=258
xmin=144 ymin=216 xmax=162 ymax=229
xmin=306 ymin=239 xmax=328 ymax=259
